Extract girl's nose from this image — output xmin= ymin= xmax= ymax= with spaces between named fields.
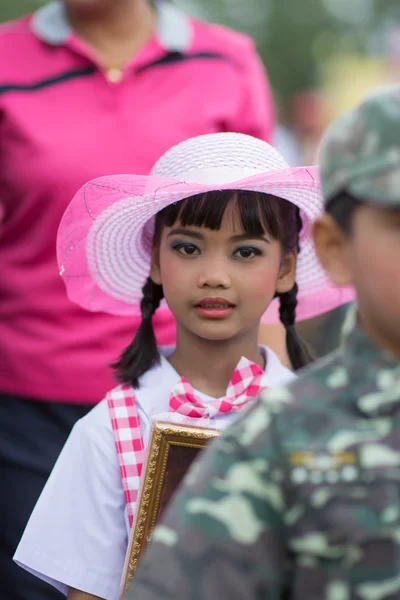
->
xmin=197 ymin=260 xmax=231 ymax=289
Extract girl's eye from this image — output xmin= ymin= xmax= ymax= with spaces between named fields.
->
xmin=173 ymin=243 xmax=200 ymax=256
xmin=234 ymin=246 xmax=262 ymax=259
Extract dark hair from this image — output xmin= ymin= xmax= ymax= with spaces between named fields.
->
xmin=113 ymin=190 xmax=313 ymax=386
xmin=326 ymin=190 xmax=362 ymax=234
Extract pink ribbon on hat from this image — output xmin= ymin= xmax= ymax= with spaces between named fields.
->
xmin=169 ymin=357 xmax=267 ymax=418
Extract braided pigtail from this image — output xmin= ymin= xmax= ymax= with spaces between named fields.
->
xmin=112 ymin=277 xmax=164 ymax=388
xmin=277 ymin=207 xmax=313 ymax=370
xmin=277 ymin=283 xmax=314 ymax=370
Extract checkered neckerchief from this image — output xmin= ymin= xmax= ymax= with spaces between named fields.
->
xmin=169 ymin=357 xmax=266 ymax=418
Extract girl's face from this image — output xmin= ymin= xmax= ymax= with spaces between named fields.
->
xmin=151 ymin=201 xmax=296 ymax=343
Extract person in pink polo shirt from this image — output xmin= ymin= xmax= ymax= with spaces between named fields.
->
xmin=0 ymin=1 xmax=276 ymax=598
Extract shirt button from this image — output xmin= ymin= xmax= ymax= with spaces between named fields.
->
xmin=106 ymin=68 xmax=123 ymax=83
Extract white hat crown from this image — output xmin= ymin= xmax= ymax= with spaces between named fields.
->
xmin=151 ymin=132 xmax=289 ymax=185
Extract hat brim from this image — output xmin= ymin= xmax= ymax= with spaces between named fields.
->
xmin=57 ymin=166 xmax=334 ymax=316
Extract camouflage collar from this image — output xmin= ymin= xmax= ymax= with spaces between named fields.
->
xmin=343 ymin=322 xmax=400 ymax=417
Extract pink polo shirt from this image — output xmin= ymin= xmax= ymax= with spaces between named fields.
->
xmin=0 ymin=1 xmax=274 ymax=403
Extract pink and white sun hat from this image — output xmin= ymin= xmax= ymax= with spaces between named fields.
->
xmin=57 ymin=132 xmax=353 ymax=317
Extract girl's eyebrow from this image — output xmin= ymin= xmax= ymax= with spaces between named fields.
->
xmin=229 ymin=233 xmax=271 ymax=243
xmin=167 ymin=228 xmax=271 ymax=243
xmin=167 ymin=228 xmax=204 ymax=239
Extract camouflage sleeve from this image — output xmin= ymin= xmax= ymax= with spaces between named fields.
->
xmin=130 ymin=398 xmax=289 ymax=600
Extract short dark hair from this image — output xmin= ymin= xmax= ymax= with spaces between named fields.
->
xmin=112 ymin=190 xmax=314 ymax=387
xmin=325 ymin=190 xmax=362 ymax=234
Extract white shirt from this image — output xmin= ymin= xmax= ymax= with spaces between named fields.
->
xmin=14 ymin=346 xmax=295 ymax=599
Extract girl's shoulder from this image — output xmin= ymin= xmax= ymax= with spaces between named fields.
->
xmin=79 ymin=394 xmax=113 ymax=427
xmin=72 ymin=395 xmax=116 ymax=452
xmin=261 ymin=345 xmax=297 ymax=387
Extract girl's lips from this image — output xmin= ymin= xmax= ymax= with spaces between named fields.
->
xmin=194 ymin=298 xmax=235 ymax=319
xmin=195 ymin=297 xmax=235 ymax=308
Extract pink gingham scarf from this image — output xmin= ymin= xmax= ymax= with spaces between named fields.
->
xmin=107 ymin=384 xmax=144 ymax=528
xmin=169 ymin=357 xmax=266 ymax=418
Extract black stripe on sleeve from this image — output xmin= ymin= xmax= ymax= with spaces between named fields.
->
xmin=0 ymin=66 xmax=96 ymax=95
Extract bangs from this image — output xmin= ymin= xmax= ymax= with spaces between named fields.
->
xmin=154 ymin=190 xmax=292 ymax=242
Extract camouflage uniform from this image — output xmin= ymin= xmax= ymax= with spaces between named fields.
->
xmin=128 ymin=86 xmax=400 ymax=600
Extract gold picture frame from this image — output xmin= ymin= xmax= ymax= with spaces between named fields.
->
xmin=121 ymin=421 xmax=220 ymax=595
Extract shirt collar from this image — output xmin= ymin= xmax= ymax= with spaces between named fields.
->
xmin=341 ymin=306 xmax=400 ymax=417
xmin=31 ymin=0 xmax=192 ymax=52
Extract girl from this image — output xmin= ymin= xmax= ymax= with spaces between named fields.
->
xmin=15 ymin=132 xmax=331 ymax=600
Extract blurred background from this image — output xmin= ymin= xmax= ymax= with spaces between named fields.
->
xmin=3 ymin=0 xmax=400 ymax=166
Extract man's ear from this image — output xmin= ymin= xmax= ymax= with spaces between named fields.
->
xmin=150 ymin=245 xmax=162 ymax=285
xmin=275 ymin=251 xmax=297 ymax=294
xmin=312 ymin=214 xmax=353 ymax=287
